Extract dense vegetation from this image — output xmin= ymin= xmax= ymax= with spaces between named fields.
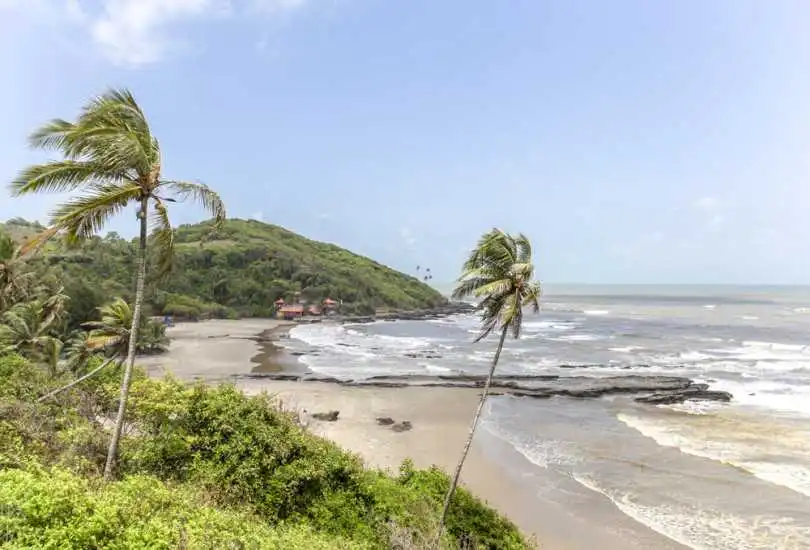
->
xmin=0 ymin=354 xmax=529 ymax=549
xmin=1 ymin=217 xmax=446 ymax=324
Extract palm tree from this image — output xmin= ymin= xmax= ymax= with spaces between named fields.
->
xmin=38 ymin=299 xmax=135 ymax=404
xmin=0 ymin=296 xmax=66 ymax=371
xmin=434 ymin=229 xmax=540 ymax=546
xmin=9 ymin=88 xmax=226 ymax=480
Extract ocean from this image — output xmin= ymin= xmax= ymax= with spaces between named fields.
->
xmin=279 ymin=285 xmax=810 ymax=549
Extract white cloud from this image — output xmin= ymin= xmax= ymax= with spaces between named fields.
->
xmin=3 ymin=0 xmax=312 ymax=66
xmin=86 ymin=0 xmax=229 ymax=65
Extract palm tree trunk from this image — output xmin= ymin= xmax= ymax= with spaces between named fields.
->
xmin=103 ymin=198 xmax=148 ymax=481
xmin=434 ymin=325 xmax=509 ymax=547
xmin=37 ymin=356 xmax=118 ymax=403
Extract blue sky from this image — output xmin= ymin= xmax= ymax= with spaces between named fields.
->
xmin=2 ymin=1 xmax=810 ymax=285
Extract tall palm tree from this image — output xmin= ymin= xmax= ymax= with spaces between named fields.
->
xmin=9 ymin=88 xmax=226 ymax=480
xmin=434 ymin=229 xmax=540 ymax=546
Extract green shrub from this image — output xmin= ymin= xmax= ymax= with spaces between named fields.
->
xmin=0 ymin=355 xmax=530 ymax=549
xmin=0 ymin=466 xmax=368 ymax=549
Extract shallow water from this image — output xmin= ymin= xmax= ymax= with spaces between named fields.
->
xmin=282 ymin=285 xmax=810 ymax=549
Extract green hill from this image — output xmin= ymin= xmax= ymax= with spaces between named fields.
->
xmin=2 ymin=218 xmax=445 ymax=323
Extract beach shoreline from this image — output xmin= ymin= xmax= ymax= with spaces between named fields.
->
xmin=138 ymin=319 xmax=551 ymax=542
xmin=137 ymin=318 xmax=692 ymax=549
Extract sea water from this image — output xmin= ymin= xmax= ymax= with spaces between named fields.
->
xmin=280 ymin=285 xmax=810 ymax=549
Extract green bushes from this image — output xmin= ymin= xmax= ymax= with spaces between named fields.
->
xmin=0 ymin=354 xmax=530 ymax=549
xmin=0 ymin=467 xmax=368 ymax=549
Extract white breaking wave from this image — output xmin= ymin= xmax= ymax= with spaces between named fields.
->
xmin=572 ymin=473 xmax=809 ymax=550
xmin=618 ymin=410 xmax=810 ymax=499
xmin=583 ymin=309 xmax=610 ymax=316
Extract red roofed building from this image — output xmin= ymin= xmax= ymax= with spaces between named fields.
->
xmin=277 ymin=304 xmax=304 ymax=320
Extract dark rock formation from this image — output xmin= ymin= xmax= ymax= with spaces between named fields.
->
xmin=234 ymin=372 xmax=733 ymax=405
xmin=376 ymin=417 xmax=395 ymax=426
xmin=338 ymin=302 xmax=475 ymax=325
xmin=311 ymin=410 xmax=340 ymax=421
xmin=391 ymin=421 xmax=412 ymax=432
xmin=635 ymin=389 xmax=732 ymax=405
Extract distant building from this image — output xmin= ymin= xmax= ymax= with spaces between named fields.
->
xmin=322 ymin=297 xmax=338 ymax=315
xmin=278 ymin=304 xmax=305 ymax=320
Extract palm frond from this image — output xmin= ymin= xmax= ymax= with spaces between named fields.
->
xmin=27 ymin=119 xmax=76 ymax=152
xmin=455 ymin=229 xmax=542 ymax=343
xmin=162 ymin=180 xmax=226 ymax=232
xmin=150 ymin=197 xmax=175 ymax=280
xmin=10 ymin=161 xmax=125 ymax=196
xmin=78 ymin=88 xmax=154 ymax=171
xmin=48 ymin=182 xmax=142 ymax=244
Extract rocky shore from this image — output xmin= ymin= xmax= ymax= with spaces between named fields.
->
xmin=297 ymin=301 xmax=477 ymax=325
xmin=233 ymin=371 xmax=733 ymax=405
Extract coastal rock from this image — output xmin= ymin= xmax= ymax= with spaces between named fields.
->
xmin=234 ymin=372 xmax=733 ymax=404
xmin=376 ymin=417 xmax=395 ymax=425
xmin=311 ymin=410 xmax=340 ymax=421
xmin=634 ymin=389 xmax=732 ymax=405
xmin=391 ymin=421 xmax=412 ymax=432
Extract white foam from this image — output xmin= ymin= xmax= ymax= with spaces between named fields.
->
xmin=679 ymin=351 xmax=713 ymax=362
xmin=553 ymin=333 xmax=602 ymax=342
xmin=618 ymin=411 xmax=810 ymax=499
xmin=703 ymin=304 xmax=717 ymax=310
xmin=583 ymin=309 xmax=609 ymax=316
xmin=572 ymin=473 xmax=809 ymax=550
xmin=422 ymin=363 xmax=452 ymax=374
xmin=609 ymin=345 xmax=643 ymax=353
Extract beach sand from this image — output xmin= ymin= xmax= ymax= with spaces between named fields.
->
xmin=138 ymin=320 xmax=687 ymax=550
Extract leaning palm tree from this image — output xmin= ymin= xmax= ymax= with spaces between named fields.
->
xmin=434 ymin=229 xmax=540 ymax=546
xmin=9 ymin=88 xmax=226 ymax=480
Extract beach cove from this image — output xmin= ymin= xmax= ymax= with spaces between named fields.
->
xmin=139 ymin=318 xmax=700 ymax=550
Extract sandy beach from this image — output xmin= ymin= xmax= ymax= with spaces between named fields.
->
xmin=138 ymin=319 xmax=548 ymax=544
xmin=138 ymin=319 xmax=693 ymax=550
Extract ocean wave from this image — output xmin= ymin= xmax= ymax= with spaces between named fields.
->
xmin=584 ymin=309 xmax=610 ymax=316
xmin=572 ymin=473 xmax=808 ymax=550
xmin=617 ymin=410 xmax=810 ymax=499
xmin=549 ymin=333 xmax=603 ymax=342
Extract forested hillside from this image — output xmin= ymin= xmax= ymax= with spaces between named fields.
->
xmin=1 ymin=217 xmax=445 ymax=324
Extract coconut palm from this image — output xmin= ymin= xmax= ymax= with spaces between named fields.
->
xmin=37 ymin=299 xmax=135 ymax=404
xmin=9 ymin=88 xmax=226 ymax=480
xmin=0 ymin=295 xmax=67 ymax=371
xmin=434 ymin=229 xmax=540 ymax=546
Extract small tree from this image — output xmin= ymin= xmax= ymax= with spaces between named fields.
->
xmin=434 ymin=229 xmax=540 ymax=546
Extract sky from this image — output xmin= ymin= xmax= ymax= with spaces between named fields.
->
xmin=2 ymin=1 xmax=810 ymax=285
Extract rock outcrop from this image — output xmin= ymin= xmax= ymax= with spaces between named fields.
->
xmin=236 ymin=372 xmax=733 ymax=405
